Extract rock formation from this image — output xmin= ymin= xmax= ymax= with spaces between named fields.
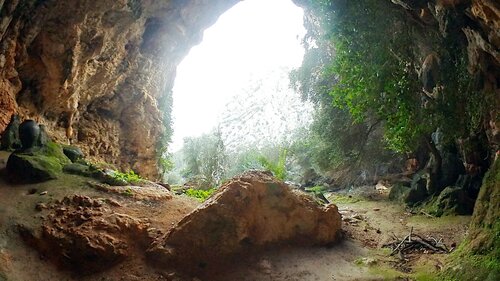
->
xmin=1 ymin=0 xmax=497 ymax=180
xmin=19 ymin=195 xmax=152 ymax=274
xmin=148 ymin=171 xmax=342 ymax=274
xmin=0 ymin=0 xmax=239 ymax=178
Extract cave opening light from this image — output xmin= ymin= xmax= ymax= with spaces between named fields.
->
xmin=170 ymin=0 xmax=309 ymax=152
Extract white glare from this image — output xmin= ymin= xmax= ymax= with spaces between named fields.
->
xmin=171 ymin=0 xmax=307 ymax=151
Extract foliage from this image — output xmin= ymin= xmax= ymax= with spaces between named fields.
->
xmin=112 ymin=170 xmax=143 ymax=184
xmin=184 ymin=188 xmax=217 ymax=202
xmin=181 ymin=129 xmax=227 ymax=188
xmin=122 ymin=187 xmax=134 ymax=197
xmin=157 ymin=88 xmax=174 ymax=180
xmin=257 ymin=148 xmax=288 ymax=180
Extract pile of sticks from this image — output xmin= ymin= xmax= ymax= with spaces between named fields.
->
xmin=383 ymin=227 xmax=449 ymax=257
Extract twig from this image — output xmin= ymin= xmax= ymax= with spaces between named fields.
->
xmin=420 ymin=210 xmax=435 ymax=218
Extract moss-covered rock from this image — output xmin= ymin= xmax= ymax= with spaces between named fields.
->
xmin=388 ymin=183 xmax=410 ymax=202
xmin=423 ymin=186 xmax=475 ymax=217
xmin=405 ymin=171 xmax=429 ymax=206
xmin=6 ymin=142 xmax=71 ymax=183
xmin=62 ymin=145 xmax=84 ymax=163
xmin=63 ymin=163 xmax=93 ymax=177
xmin=441 ymin=159 xmax=500 ymax=280
xmin=7 ymin=153 xmax=61 ymax=182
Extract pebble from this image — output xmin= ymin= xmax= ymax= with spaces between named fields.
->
xmin=106 ymin=198 xmax=122 ymax=207
xmin=35 ymin=203 xmax=47 ymax=211
xmin=39 ymin=191 xmax=48 ymax=195
xmin=258 ymin=258 xmax=273 ymax=274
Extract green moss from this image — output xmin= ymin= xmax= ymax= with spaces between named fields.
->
xmin=329 ymin=194 xmax=361 ymax=204
xmin=43 ymin=141 xmax=71 ymax=164
xmin=305 ymin=185 xmax=327 ymax=194
xmin=438 ymin=160 xmax=500 ymax=280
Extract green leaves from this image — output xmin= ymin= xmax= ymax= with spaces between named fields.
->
xmin=257 ymin=148 xmax=288 ymax=181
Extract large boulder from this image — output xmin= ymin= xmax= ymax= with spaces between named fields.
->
xmin=389 ymin=183 xmax=411 ymax=202
xmin=405 ymin=170 xmax=430 ymax=206
xmin=6 ymin=142 xmax=71 ymax=183
xmin=425 ymin=186 xmax=476 ymax=217
xmin=148 ymin=171 xmax=342 ymax=274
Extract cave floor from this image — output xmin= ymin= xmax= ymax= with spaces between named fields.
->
xmin=0 ymin=151 xmax=470 ymax=281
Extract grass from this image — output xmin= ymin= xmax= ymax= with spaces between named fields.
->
xmin=328 ymin=193 xmax=362 ymax=204
xmin=184 ymin=188 xmax=216 ymax=202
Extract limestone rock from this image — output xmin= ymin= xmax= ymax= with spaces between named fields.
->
xmin=147 ymin=171 xmax=342 ymax=273
xmin=63 ymin=162 xmax=93 ymax=177
xmin=20 ymin=195 xmax=151 ymax=274
xmin=62 ymin=145 xmax=85 ymax=162
xmin=0 ymin=0 xmax=240 ymax=179
xmin=389 ymin=183 xmax=411 ymax=202
xmin=0 ymin=114 xmax=20 ymax=151
xmin=405 ymin=171 xmax=429 ymax=205
xmin=427 ymin=186 xmax=475 ymax=216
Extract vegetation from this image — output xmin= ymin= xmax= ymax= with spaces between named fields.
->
xmin=111 ymin=170 xmax=143 ymax=184
xmin=184 ymin=188 xmax=217 ymax=202
xmin=257 ymin=148 xmax=288 ymax=180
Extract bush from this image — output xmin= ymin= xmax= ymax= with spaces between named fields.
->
xmin=184 ymin=188 xmax=216 ymax=202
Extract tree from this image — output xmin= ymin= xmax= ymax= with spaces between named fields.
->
xmin=181 ymin=128 xmax=227 ymax=188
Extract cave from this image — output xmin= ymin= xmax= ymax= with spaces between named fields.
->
xmin=0 ymin=0 xmax=499 ymax=280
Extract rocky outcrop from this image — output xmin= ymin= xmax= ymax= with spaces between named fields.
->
xmin=147 ymin=171 xmax=342 ymax=274
xmin=19 ymin=195 xmax=152 ymax=274
xmin=0 ymin=0 xmax=239 ymax=178
xmin=7 ymin=141 xmax=71 ymax=183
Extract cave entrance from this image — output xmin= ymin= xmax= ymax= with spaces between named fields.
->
xmin=166 ymin=0 xmax=312 ymax=186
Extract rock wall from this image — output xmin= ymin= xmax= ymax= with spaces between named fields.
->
xmin=0 ymin=0 xmax=239 ymax=178
xmin=0 ymin=0 xmax=497 ymax=180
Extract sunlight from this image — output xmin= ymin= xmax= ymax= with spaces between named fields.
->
xmin=171 ymin=0 xmax=307 ymax=151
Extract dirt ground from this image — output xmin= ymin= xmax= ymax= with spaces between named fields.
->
xmin=0 ymin=151 xmax=471 ymax=281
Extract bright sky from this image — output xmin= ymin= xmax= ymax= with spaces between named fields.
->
xmin=171 ymin=0 xmax=306 ymax=151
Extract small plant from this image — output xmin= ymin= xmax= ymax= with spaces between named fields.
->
xmin=258 ymin=148 xmax=288 ymax=180
xmin=122 ymin=187 xmax=134 ymax=197
xmin=184 ymin=188 xmax=216 ymax=202
xmin=113 ymin=170 xmax=143 ymax=184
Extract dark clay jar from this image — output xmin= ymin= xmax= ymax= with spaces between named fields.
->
xmin=19 ymin=120 xmax=40 ymax=149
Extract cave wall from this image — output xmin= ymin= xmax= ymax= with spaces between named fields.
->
xmin=0 ymin=0 xmax=498 ymax=181
xmin=0 ymin=0 xmax=239 ymax=178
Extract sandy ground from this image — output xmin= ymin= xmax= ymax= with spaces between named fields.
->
xmin=0 ymin=151 xmax=471 ymax=281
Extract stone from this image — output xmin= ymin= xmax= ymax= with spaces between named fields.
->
xmin=0 ymin=0 xmax=240 ymax=179
xmin=405 ymin=171 xmax=429 ymax=206
xmin=7 ymin=153 xmax=61 ymax=182
xmin=35 ymin=203 xmax=47 ymax=211
xmin=424 ymin=186 xmax=476 ymax=216
xmin=20 ymin=195 xmax=151 ymax=274
xmin=438 ymin=150 xmax=465 ymax=189
xmin=389 ymin=183 xmax=411 ymax=202
xmin=147 ymin=171 xmax=342 ymax=274
xmin=18 ymin=120 xmax=40 ymax=150
xmin=6 ymin=142 xmax=71 ymax=183
xmin=63 ymin=163 xmax=92 ymax=177
xmin=0 ymin=114 xmax=21 ymax=151
xmin=37 ymin=124 xmax=50 ymax=147
xmin=62 ymin=145 xmax=85 ymax=163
